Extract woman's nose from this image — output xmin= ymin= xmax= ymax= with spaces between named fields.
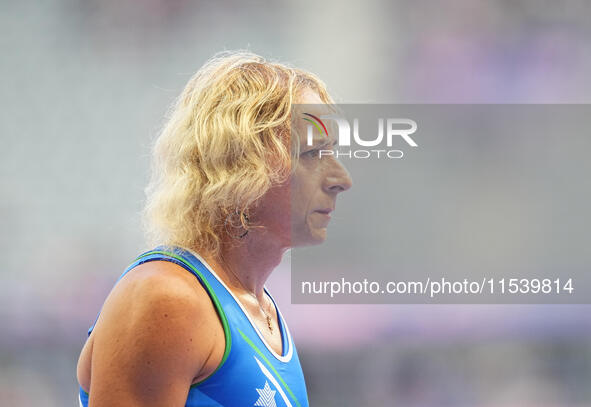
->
xmin=324 ymin=158 xmax=353 ymax=193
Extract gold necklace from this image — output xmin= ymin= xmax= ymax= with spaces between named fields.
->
xmin=221 ymin=258 xmax=273 ymax=333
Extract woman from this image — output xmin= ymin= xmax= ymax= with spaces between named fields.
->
xmin=76 ymin=51 xmax=352 ymax=407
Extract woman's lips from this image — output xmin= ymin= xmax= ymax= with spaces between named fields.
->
xmin=314 ymin=208 xmax=333 ymax=218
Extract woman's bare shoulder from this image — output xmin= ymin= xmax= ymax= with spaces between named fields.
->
xmin=93 ymin=259 xmax=220 ymax=350
xmin=84 ymin=260 xmax=223 ymax=406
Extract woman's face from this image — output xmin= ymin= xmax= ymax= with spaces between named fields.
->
xmin=253 ymin=88 xmax=352 ymax=249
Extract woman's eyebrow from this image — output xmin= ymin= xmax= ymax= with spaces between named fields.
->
xmin=302 ymin=135 xmax=337 ymax=150
xmin=321 ymin=138 xmax=338 ymax=148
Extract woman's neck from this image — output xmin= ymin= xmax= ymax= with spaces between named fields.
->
xmin=202 ymin=237 xmax=288 ymax=301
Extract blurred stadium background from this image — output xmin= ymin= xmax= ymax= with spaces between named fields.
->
xmin=1 ymin=0 xmax=591 ymax=405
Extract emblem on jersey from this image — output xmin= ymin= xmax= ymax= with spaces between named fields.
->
xmin=254 ymin=381 xmax=278 ymax=407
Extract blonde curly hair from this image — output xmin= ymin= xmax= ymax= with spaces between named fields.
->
xmin=143 ymin=51 xmax=332 ymax=257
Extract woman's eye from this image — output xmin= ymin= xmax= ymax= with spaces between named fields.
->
xmin=303 ymin=149 xmax=320 ymax=158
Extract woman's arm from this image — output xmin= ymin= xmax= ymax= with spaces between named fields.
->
xmin=87 ymin=261 xmax=221 ymax=407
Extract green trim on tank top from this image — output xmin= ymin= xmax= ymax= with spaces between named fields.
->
xmin=133 ymin=250 xmax=232 ymax=387
xmin=237 ymin=328 xmax=302 ymax=407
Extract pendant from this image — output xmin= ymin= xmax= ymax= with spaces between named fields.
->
xmin=266 ymin=315 xmax=273 ymax=332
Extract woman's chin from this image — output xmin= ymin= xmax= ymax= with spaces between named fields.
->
xmin=291 ymin=229 xmax=327 ymax=248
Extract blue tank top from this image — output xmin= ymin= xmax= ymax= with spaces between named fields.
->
xmin=78 ymin=246 xmax=309 ymax=407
